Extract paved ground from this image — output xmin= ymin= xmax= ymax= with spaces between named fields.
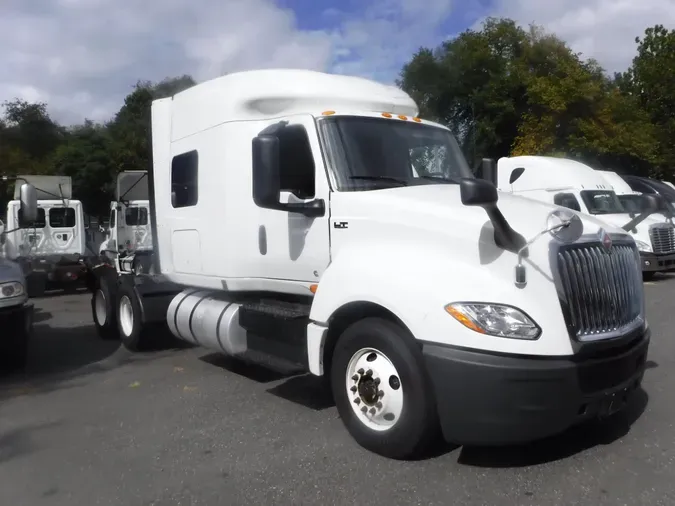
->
xmin=1 ymin=278 xmax=674 ymax=506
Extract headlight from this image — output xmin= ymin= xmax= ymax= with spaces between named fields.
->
xmin=445 ymin=302 xmax=541 ymax=340
xmin=0 ymin=281 xmax=25 ymax=299
xmin=635 ymin=240 xmax=652 ymax=253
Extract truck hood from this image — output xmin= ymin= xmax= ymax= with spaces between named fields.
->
xmin=330 ymin=183 xmax=626 ymax=246
xmin=595 ymin=212 xmax=666 ymax=229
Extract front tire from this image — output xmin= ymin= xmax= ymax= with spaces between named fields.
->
xmin=643 ymin=271 xmax=656 ymax=281
xmin=330 ymin=317 xmax=440 ymax=459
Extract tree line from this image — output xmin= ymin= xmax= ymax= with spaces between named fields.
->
xmin=1 ymin=17 xmax=674 ymax=217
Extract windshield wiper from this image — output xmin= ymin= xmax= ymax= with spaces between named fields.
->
xmin=349 ymin=175 xmax=408 ymax=186
xmin=419 ymin=175 xmax=460 ymax=184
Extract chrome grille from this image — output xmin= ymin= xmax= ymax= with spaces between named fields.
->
xmin=649 ymin=223 xmax=675 ymax=254
xmin=557 ymin=241 xmax=643 ymax=341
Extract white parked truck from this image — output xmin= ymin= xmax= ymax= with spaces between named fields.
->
xmin=98 ymin=170 xmax=154 ymax=266
xmin=4 ymin=175 xmax=89 ymax=296
xmin=496 ymin=156 xmax=673 ymax=279
xmin=0 ymin=180 xmax=38 ymax=372
xmin=88 ymin=69 xmax=652 ymax=459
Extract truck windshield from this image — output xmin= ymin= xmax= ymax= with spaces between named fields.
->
xmin=319 ymin=116 xmax=472 ymax=191
xmin=580 ymin=190 xmax=626 ymax=215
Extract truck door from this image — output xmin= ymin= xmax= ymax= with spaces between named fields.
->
xmin=108 ymin=207 xmax=118 ymax=252
xmin=256 ymin=114 xmax=331 ymax=283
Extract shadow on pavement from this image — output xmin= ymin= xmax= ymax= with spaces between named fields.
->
xmin=457 ymin=387 xmax=650 ymax=468
xmin=0 ymin=322 xmax=186 ymax=401
xmin=0 ymin=420 xmax=63 ymax=464
xmin=199 ymin=353 xmax=335 ymax=410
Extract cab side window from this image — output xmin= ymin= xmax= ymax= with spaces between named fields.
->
xmin=277 ymin=125 xmax=315 ymax=199
xmin=554 ymin=193 xmax=581 ymax=212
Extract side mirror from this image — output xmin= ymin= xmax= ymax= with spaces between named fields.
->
xmin=0 ymin=219 xmax=5 ymax=236
xmin=460 ymin=178 xmax=498 ymax=207
xmin=509 ymin=167 xmax=525 ymax=184
xmin=252 ymin=134 xmax=281 ymax=209
xmin=476 ymin=158 xmax=498 ymax=185
xmin=251 ymin=130 xmax=325 ymax=218
xmin=18 ymin=183 xmax=38 ymax=226
xmin=622 ymin=193 xmax=664 ymax=231
xmin=642 ymin=193 xmax=661 ymax=213
xmin=461 ymin=177 xmax=526 ymax=254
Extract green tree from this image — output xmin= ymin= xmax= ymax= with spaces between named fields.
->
xmin=51 ymin=120 xmax=117 ymax=218
xmin=108 ymin=75 xmax=196 ymax=173
xmin=399 ymin=18 xmax=658 ymax=172
xmin=618 ymin=24 xmax=675 ymax=178
xmin=399 ymin=18 xmax=530 ymax=165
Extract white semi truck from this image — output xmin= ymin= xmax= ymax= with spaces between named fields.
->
xmin=87 ymin=69 xmax=652 ymax=459
xmin=496 ymin=156 xmax=675 ymax=280
xmin=98 ymin=170 xmax=153 ymax=267
xmin=0 ymin=180 xmax=38 ymax=372
xmin=4 ymin=175 xmax=89 ymax=296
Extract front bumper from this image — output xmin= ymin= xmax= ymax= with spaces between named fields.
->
xmin=422 ymin=328 xmax=650 ymax=446
xmin=639 ymin=251 xmax=675 ymax=272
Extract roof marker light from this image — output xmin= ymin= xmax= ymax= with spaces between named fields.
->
xmin=322 ymin=110 xmax=336 ymax=116
xmin=381 ymin=112 xmax=393 ymax=118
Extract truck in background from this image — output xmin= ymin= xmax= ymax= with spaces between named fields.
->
xmin=87 ymin=69 xmax=653 ymax=459
xmin=3 ymin=175 xmax=89 ymax=297
xmin=496 ymin=156 xmax=674 ymax=280
xmin=0 ymin=180 xmax=38 ymax=372
xmin=98 ymin=170 xmax=153 ymax=269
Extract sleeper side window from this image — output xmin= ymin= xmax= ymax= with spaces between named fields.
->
xmin=18 ymin=207 xmax=46 ymax=228
xmin=277 ymin=125 xmax=316 ymax=199
xmin=171 ymin=150 xmax=199 ymax=208
xmin=49 ymin=208 xmax=76 ymax=228
xmin=554 ymin=192 xmax=581 ymax=212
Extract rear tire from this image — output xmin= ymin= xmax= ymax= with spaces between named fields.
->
xmin=116 ymin=283 xmax=152 ymax=352
xmin=330 ymin=317 xmax=440 ymax=460
xmin=92 ymin=269 xmax=119 ymax=340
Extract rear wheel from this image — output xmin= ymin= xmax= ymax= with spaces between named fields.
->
xmin=116 ymin=283 xmax=154 ymax=352
xmin=330 ymin=317 xmax=440 ymax=459
xmin=91 ymin=269 xmax=118 ymax=340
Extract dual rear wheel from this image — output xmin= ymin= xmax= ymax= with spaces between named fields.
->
xmin=91 ymin=272 xmax=151 ymax=351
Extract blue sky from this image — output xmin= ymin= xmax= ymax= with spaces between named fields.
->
xmin=1 ymin=0 xmax=672 ymax=125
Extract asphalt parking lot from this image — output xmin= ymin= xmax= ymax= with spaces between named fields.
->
xmin=1 ymin=278 xmax=674 ymax=506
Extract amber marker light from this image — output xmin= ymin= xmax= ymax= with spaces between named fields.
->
xmin=322 ymin=110 xmax=336 ymax=115
xmin=381 ymin=112 xmax=393 ymax=118
xmin=444 ymin=304 xmax=486 ymax=334
xmin=309 ymin=284 xmax=319 ymax=294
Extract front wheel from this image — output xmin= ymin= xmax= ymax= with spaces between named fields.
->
xmin=330 ymin=317 xmax=440 ymax=459
xmin=643 ymin=271 xmax=656 ymax=281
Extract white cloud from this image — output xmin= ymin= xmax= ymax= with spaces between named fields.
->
xmin=487 ymin=0 xmax=675 ymax=74
xmin=0 ymin=0 xmax=455 ymax=125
